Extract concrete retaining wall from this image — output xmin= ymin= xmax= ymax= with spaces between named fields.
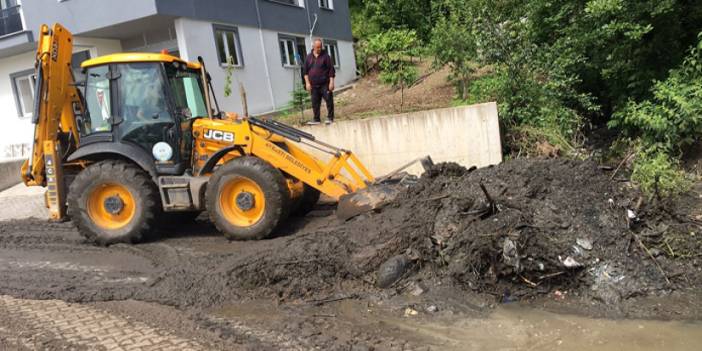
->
xmin=299 ymin=102 xmax=502 ymax=176
xmin=0 ymin=160 xmax=23 ymax=192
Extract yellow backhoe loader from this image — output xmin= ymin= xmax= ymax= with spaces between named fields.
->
xmin=21 ymin=23 xmax=428 ymax=245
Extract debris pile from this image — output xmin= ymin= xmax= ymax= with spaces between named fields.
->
xmin=0 ymin=158 xmax=699 ymax=318
xmin=230 ymin=159 xmax=700 ymax=304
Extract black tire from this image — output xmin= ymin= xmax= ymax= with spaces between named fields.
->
xmin=67 ymin=160 xmax=159 ymax=246
xmin=207 ymin=157 xmax=290 ymax=240
xmin=291 ymin=184 xmax=321 ymax=217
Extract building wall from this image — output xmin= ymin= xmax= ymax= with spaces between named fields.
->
xmin=335 ymin=40 xmax=357 ymax=88
xmin=20 ymin=1 xmax=353 ymax=43
xmin=0 ymin=50 xmax=36 ymax=156
xmin=1 ymin=2 xmax=357 ymax=158
xmin=175 ymin=17 xmax=356 ymax=115
xmin=21 ymin=0 xmax=158 ymax=38
xmin=0 ymin=36 xmax=122 ymax=159
xmin=157 ymin=0 xmax=353 ymax=41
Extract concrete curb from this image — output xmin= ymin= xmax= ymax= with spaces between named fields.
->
xmin=0 ymin=160 xmax=23 ymax=192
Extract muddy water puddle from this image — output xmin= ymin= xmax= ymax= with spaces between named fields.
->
xmin=215 ymin=299 xmax=702 ymax=350
xmin=390 ymin=305 xmax=702 ymax=350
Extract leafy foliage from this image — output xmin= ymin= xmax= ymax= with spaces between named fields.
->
xmin=288 ymin=82 xmax=310 ymax=116
xmin=631 ymin=144 xmax=691 ymax=198
xmin=429 ymin=0 xmax=477 ymax=100
xmin=608 ymin=33 xmax=702 ymax=196
xmin=223 ymin=56 xmax=236 ymax=97
xmin=367 ymin=29 xmax=419 ymax=110
xmin=611 ymin=34 xmax=702 ymax=151
xmin=351 ymin=0 xmax=702 ymax=196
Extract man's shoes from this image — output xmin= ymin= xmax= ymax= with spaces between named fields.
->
xmin=306 ymin=120 xmax=321 ymax=125
xmin=325 ymin=119 xmax=333 ymax=125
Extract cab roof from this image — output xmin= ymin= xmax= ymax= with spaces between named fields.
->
xmin=81 ymin=53 xmax=201 ymax=69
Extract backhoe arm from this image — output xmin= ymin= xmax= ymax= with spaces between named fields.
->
xmin=21 ymin=23 xmax=81 ymax=220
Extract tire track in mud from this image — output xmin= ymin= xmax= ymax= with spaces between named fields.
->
xmin=0 ymin=219 xmax=316 ymax=350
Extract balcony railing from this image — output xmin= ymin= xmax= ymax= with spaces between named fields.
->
xmin=0 ymin=5 xmax=23 ymax=37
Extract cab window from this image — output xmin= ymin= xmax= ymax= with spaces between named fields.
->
xmin=116 ymin=63 xmax=174 ymax=142
xmin=166 ymin=64 xmax=208 ymax=119
xmin=83 ymin=65 xmax=112 ymax=134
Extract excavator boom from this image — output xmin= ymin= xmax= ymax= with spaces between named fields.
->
xmin=21 ymin=23 xmax=82 ymax=220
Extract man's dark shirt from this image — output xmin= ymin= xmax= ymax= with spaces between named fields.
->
xmin=303 ymin=49 xmax=336 ymax=87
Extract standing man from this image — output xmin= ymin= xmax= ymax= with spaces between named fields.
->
xmin=303 ymin=38 xmax=335 ymax=125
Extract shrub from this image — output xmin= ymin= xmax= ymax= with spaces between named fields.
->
xmin=610 ymin=33 xmax=702 ymax=151
xmin=631 ymin=145 xmax=691 ymax=198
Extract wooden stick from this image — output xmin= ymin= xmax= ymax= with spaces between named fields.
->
xmin=239 ymin=82 xmax=249 ymax=117
xmin=538 ymin=271 xmax=565 ymax=280
xmin=630 ymin=231 xmax=671 ymax=285
xmin=610 ymin=152 xmax=635 ymax=180
xmin=306 ymin=294 xmax=356 ymax=306
xmin=519 ymin=275 xmax=539 ymax=287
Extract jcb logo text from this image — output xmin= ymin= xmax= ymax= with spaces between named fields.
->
xmin=204 ymin=129 xmax=234 ymax=142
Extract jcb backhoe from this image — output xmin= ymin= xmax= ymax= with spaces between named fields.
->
xmin=21 ymin=23 xmax=402 ymax=245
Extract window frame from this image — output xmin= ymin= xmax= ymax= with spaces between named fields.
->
xmin=278 ymin=35 xmax=305 ymax=68
xmin=267 ymin=0 xmax=305 ymax=7
xmin=10 ymin=68 xmax=35 ymax=119
xmin=212 ymin=24 xmax=244 ymax=68
xmin=318 ymin=0 xmax=334 ymax=10
xmin=81 ymin=64 xmax=114 ymax=136
xmin=323 ymin=40 xmax=340 ymax=68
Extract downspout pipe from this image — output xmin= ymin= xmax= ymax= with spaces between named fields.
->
xmin=309 ymin=13 xmax=318 ymax=42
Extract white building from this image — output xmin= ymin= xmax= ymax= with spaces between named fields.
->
xmin=0 ymin=0 xmax=356 ymax=159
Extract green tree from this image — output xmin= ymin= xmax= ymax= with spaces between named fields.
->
xmin=362 ymin=0 xmax=434 ymax=41
xmin=368 ymin=29 xmax=419 ymax=111
xmin=429 ymin=0 xmax=477 ymax=100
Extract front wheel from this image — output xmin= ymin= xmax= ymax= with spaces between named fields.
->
xmin=67 ymin=160 xmax=159 ymax=246
xmin=207 ymin=157 xmax=290 ymax=240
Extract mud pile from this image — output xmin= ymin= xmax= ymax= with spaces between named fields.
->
xmin=1 ymin=158 xmax=697 ymax=316
xmin=227 ymin=158 xmax=700 ymax=304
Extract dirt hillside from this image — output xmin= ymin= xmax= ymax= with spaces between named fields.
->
xmin=279 ymin=61 xmax=455 ymax=124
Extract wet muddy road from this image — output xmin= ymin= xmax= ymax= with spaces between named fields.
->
xmin=1 ymin=216 xmax=701 ymax=350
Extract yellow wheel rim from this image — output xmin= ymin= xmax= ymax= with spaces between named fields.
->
xmin=219 ymin=176 xmax=266 ymax=227
xmin=86 ymin=183 xmax=136 ymax=230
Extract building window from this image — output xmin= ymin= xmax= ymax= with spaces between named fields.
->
xmin=319 ymin=0 xmax=334 ymax=10
xmin=279 ymin=36 xmax=306 ymax=67
xmin=10 ymin=69 xmax=35 ymax=118
xmin=324 ymin=41 xmax=340 ymax=68
xmin=269 ymin=0 xmax=304 ymax=7
xmin=213 ymin=25 xmax=242 ymax=66
xmin=9 ymin=51 xmax=91 ymax=119
xmin=0 ymin=0 xmax=22 ymax=38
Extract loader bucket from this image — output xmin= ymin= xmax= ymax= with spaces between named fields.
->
xmin=336 ymin=156 xmax=434 ymax=221
xmin=337 ymin=184 xmax=402 ymax=221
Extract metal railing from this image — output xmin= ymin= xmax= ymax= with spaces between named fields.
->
xmin=0 ymin=5 xmax=23 ymax=37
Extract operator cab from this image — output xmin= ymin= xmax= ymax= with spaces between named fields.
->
xmin=77 ymin=52 xmax=209 ymax=175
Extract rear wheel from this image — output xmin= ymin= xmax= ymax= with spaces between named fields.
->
xmin=67 ymin=160 xmax=158 ymax=246
xmin=207 ymin=157 xmax=290 ymax=240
